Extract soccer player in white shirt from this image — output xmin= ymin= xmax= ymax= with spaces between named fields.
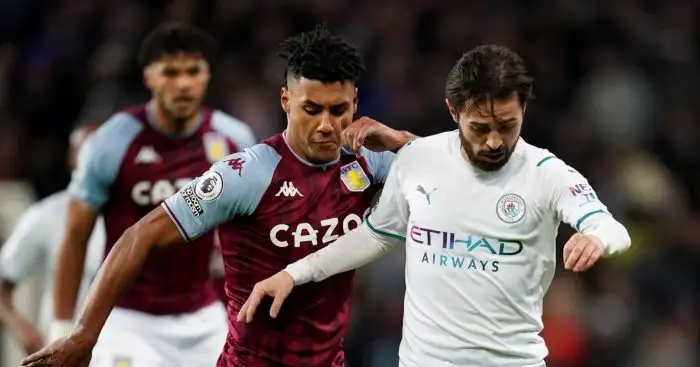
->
xmin=239 ymin=45 xmax=632 ymax=367
xmin=0 ymin=125 xmax=105 ymax=355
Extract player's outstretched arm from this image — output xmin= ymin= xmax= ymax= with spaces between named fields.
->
xmin=21 ymin=206 xmax=182 ymax=367
xmin=342 ymin=116 xmax=416 ymax=156
xmin=238 ymin=150 xmax=411 ymax=323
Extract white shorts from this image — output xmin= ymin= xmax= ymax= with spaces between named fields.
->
xmin=90 ymin=302 xmax=228 ymax=367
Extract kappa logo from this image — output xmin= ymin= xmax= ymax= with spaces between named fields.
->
xmin=276 ymin=181 xmax=303 ymax=197
xmin=134 ymin=146 xmax=161 ymax=164
xmin=340 ymin=161 xmax=370 ymax=192
xmin=226 ymin=157 xmax=245 ymax=176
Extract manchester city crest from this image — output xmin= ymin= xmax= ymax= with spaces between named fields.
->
xmin=496 ymin=193 xmax=526 ymax=223
xmin=340 ymin=161 xmax=370 ymax=192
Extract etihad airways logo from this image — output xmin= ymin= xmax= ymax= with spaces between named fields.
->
xmin=409 ymin=224 xmax=524 ymax=273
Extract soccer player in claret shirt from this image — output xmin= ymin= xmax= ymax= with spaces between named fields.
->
xmin=44 ymin=24 xmax=256 ymax=367
xmin=23 ymin=25 xmax=415 ymax=367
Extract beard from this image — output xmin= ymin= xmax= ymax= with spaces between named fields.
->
xmin=458 ymin=127 xmax=516 ymax=171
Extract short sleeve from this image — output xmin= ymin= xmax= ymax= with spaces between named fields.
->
xmin=162 ymin=144 xmax=280 ymax=242
xmin=544 ymin=159 xmax=611 ymax=231
xmin=364 ymin=153 xmax=409 ymax=239
xmin=362 ymin=148 xmax=396 ymax=184
xmin=68 ymin=113 xmax=142 ymax=211
xmin=0 ymin=203 xmax=47 ymax=282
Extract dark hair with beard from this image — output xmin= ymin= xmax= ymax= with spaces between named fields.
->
xmin=278 ymin=24 xmax=365 ymax=86
xmin=138 ymin=23 xmax=217 ymax=68
xmin=445 ymin=45 xmax=534 ymax=113
xmin=446 ymin=45 xmax=534 ymax=171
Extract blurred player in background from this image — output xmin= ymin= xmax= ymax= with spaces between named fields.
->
xmin=22 ymin=24 xmax=415 ymax=367
xmin=46 ymin=23 xmax=256 ymax=367
xmin=242 ymin=45 xmax=632 ymax=367
xmin=0 ymin=124 xmax=104 ymax=356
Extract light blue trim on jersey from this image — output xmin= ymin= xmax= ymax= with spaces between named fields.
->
xmin=211 ymin=111 xmax=257 ymax=149
xmin=575 ymin=209 xmax=607 ymax=231
xmin=163 ymin=143 xmax=280 ymax=241
xmin=68 ymin=113 xmax=143 ymax=211
xmin=361 ymin=148 xmax=395 ymax=184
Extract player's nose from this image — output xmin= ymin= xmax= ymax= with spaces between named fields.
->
xmin=485 ymin=131 xmax=503 ymax=150
xmin=175 ymin=75 xmax=194 ymax=90
xmin=317 ymin=114 xmax=334 ymax=134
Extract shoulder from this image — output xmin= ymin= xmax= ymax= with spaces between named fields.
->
xmin=36 ymin=191 xmax=69 ymax=212
xmin=210 ymin=143 xmax=282 ymax=186
xmin=84 ymin=112 xmax=144 ymax=157
xmin=393 ymin=131 xmax=455 ymax=166
xmin=210 ymin=110 xmax=256 ymax=149
xmin=518 ymin=140 xmax=585 ymax=183
xmin=5 ymin=192 xmax=65 ymax=236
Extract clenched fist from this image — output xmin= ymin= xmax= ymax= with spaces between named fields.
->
xmin=563 ymin=233 xmax=604 ymax=272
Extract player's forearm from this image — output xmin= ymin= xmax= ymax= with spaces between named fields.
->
xmin=580 ymin=216 xmax=631 ymax=257
xmin=73 ymin=225 xmax=152 ymax=343
xmin=285 ymin=225 xmax=397 ymax=285
xmin=53 ymin=232 xmax=92 ymax=320
xmin=74 ymin=206 xmax=182 ymax=343
xmin=392 ymin=130 xmax=417 ymax=153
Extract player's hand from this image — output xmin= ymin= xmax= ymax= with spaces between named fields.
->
xmin=563 ymin=233 xmax=604 ymax=272
xmin=11 ymin=318 xmax=45 ymax=355
xmin=342 ymin=116 xmax=412 ymax=156
xmin=20 ymin=332 xmax=94 ymax=367
xmin=237 ymin=271 xmax=295 ymax=323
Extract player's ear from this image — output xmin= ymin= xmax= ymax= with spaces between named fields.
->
xmin=445 ymin=98 xmax=459 ymax=123
xmin=353 ymin=87 xmax=358 ymax=114
xmin=143 ymin=67 xmax=154 ymax=90
xmin=280 ymin=87 xmax=290 ymax=114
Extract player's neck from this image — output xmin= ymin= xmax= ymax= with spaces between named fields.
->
xmin=150 ymin=103 xmax=200 ymax=135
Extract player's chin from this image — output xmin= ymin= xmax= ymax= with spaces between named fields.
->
xmin=475 ymin=156 xmax=508 ymax=171
xmin=309 ymin=143 xmax=340 ymax=162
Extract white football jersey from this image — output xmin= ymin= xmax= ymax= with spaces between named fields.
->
xmin=0 ymin=191 xmax=105 ymax=336
xmin=366 ymin=130 xmax=613 ymax=367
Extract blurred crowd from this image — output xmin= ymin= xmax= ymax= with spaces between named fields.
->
xmin=0 ymin=0 xmax=699 ymax=366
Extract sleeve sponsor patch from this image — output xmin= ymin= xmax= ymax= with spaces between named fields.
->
xmin=181 ymin=185 xmax=204 ymax=217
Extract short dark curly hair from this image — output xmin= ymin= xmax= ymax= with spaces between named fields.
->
xmin=138 ymin=23 xmax=217 ymax=68
xmin=446 ymin=45 xmax=534 ymax=112
xmin=278 ymin=24 xmax=365 ymax=86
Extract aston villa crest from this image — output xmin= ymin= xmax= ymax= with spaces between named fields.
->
xmin=340 ymin=161 xmax=370 ymax=193
xmin=203 ymin=132 xmax=230 ymax=163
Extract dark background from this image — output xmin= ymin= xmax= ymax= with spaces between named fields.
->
xmin=1 ymin=0 xmax=699 ymax=366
